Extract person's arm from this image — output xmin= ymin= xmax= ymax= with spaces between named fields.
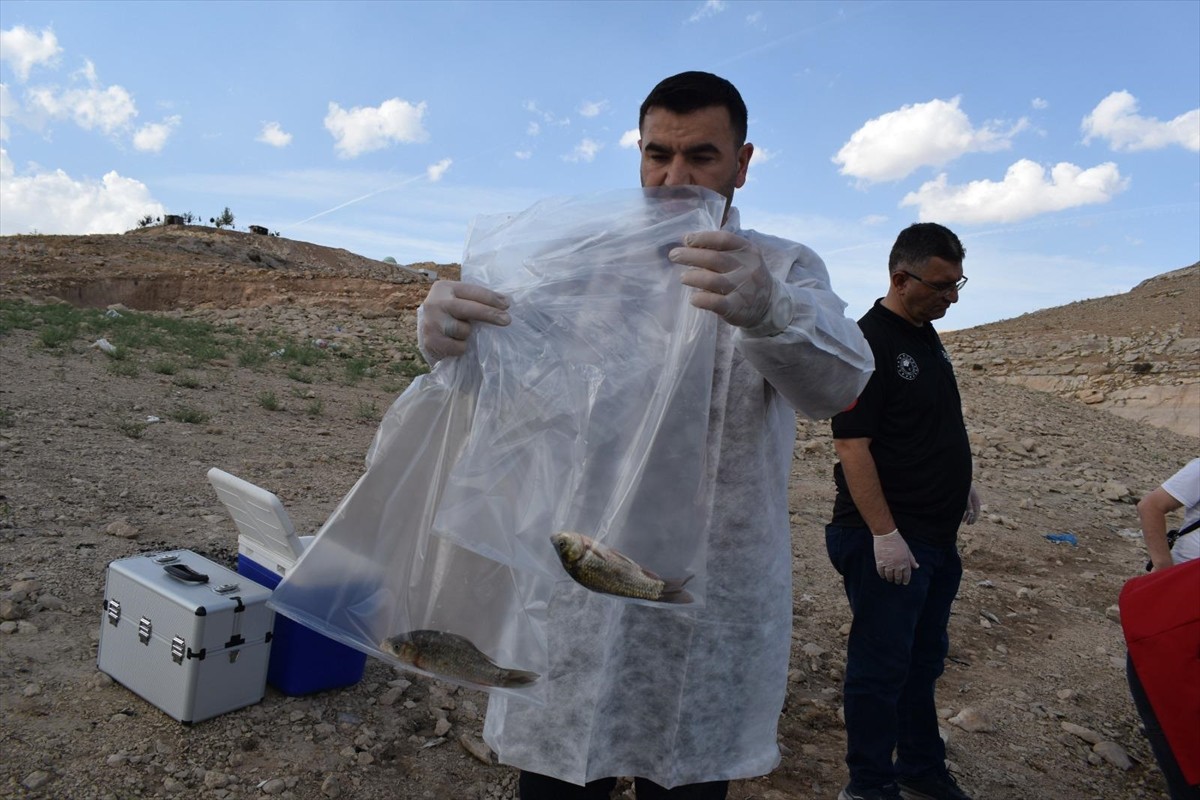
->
xmin=834 ymin=436 xmax=919 ymax=585
xmin=416 ymin=280 xmax=511 ymax=364
xmin=667 ymin=231 xmax=873 ymax=419
xmin=834 ymin=437 xmax=894 ymax=535
xmin=1138 ymin=486 xmax=1183 ymax=571
xmin=963 ymin=484 xmax=981 ymax=525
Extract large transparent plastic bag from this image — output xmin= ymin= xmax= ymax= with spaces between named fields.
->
xmin=268 ymin=362 xmax=553 ymax=701
xmin=431 ymin=186 xmax=723 ymax=607
xmin=268 ymin=186 xmax=724 ymax=699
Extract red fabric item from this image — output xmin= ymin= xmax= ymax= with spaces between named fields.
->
xmin=1119 ymin=559 xmax=1200 ymax=786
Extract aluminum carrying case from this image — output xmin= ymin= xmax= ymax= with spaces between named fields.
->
xmin=97 ymin=549 xmax=274 ymax=723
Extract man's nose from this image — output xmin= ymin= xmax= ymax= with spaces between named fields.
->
xmin=663 ymin=157 xmax=690 ymax=186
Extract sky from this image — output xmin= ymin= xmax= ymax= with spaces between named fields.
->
xmin=1 ymin=0 xmax=1197 ymax=330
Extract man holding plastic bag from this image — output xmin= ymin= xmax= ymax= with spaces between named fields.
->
xmin=418 ymin=71 xmax=873 ymax=799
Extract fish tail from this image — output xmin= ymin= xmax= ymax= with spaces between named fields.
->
xmin=498 ymin=668 xmax=540 ymax=687
xmin=659 ymin=575 xmax=694 ymax=604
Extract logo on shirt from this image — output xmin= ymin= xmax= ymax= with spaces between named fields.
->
xmin=896 ymin=352 xmax=919 ymax=381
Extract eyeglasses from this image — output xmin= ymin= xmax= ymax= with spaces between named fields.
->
xmin=901 ymin=271 xmax=968 ymax=294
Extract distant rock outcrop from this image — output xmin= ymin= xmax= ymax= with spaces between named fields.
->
xmin=945 ymin=263 xmax=1199 ymax=438
xmin=0 ymin=226 xmax=459 ymax=315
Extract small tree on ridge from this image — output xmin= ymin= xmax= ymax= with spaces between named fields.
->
xmin=210 ymin=207 xmax=235 ymax=229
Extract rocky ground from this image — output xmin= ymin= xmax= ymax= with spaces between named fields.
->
xmin=0 ymin=228 xmax=1197 ymax=799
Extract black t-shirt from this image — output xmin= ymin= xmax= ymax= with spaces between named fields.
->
xmin=830 ymin=301 xmax=972 ymax=546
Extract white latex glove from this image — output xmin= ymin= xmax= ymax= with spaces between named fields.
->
xmin=668 ymin=230 xmax=792 ymax=335
xmin=963 ymin=484 xmax=981 ymax=525
xmin=417 ymin=280 xmax=511 ymax=362
xmin=873 ymin=530 xmax=919 ymax=585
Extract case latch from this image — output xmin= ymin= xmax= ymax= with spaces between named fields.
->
xmin=171 ymin=636 xmax=186 ymax=664
xmin=137 ymin=616 xmax=152 ymax=645
xmin=106 ymin=599 xmax=121 ymax=626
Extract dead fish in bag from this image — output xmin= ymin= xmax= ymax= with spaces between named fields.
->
xmin=550 ymin=531 xmax=693 ymax=604
xmin=380 ymin=629 xmax=540 ymax=688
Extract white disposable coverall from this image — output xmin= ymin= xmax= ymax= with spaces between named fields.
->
xmin=482 ymin=208 xmax=874 ymax=787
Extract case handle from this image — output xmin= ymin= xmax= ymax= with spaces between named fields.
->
xmin=164 ymin=563 xmax=210 ymax=584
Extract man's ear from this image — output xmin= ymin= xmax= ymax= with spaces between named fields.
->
xmin=734 ymin=143 xmax=753 ymax=189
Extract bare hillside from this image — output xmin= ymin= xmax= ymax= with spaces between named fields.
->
xmin=0 ymin=230 xmax=1196 ymax=800
xmin=944 ymin=263 xmax=1199 ymax=437
xmin=0 ymin=226 xmax=456 ymax=315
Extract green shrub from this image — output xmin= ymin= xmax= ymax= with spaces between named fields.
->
xmin=389 ymin=359 xmax=429 ymax=378
xmin=170 ymin=406 xmax=209 ymax=424
xmin=355 ymin=399 xmax=379 ymax=421
xmin=116 ymin=418 xmax=149 ymax=438
xmin=283 ymin=343 xmax=325 ymax=367
xmin=342 ymin=356 xmax=375 ymax=385
xmin=237 ymin=344 xmax=269 ymax=368
xmin=39 ymin=326 xmax=76 ymax=349
xmin=107 ymin=360 xmax=139 ymax=377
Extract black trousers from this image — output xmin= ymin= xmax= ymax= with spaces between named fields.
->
xmin=518 ymin=770 xmax=729 ymax=800
xmin=1127 ymin=655 xmax=1200 ymax=800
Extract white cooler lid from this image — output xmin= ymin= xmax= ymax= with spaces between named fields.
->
xmin=207 ymin=467 xmax=307 ymax=560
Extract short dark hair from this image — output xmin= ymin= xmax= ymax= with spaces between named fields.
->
xmin=888 ymin=223 xmax=966 ymax=273
xmin=639 ymin=71 xmax=748 ymax=146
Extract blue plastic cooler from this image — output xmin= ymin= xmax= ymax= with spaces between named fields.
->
xmin=208 ymin=468 xmax=366 ymax=696
xmin=236 ymin=552 xmax=365 ymax=695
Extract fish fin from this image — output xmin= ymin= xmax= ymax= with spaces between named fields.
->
xmin=659 ymin=574 xmax=694 ymax=604
xmin=499 ymin=668 xmax=541 ymax=687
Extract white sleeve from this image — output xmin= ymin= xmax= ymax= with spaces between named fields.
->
xmin=734 ymin=233 xmax=874 ymax=420
xmin=1162 ymin=457 xmax=1200 ymax=529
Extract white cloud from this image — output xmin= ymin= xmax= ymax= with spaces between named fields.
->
xmin=579 ymin=100 xmax=608 ymax=118
xmin=619 ymin=128 xmax=639 ymax=149
xmin=1082 ymin=90 xmax=1200 ymax=152
xmin=527 ymin=120 xmax=541 ymax=137
xmin=426 ymin=157 xmax=452 ymax=182
xmin=133 ymin=114 xmax=181 ymax=153
xmin=746 ymin=11 xmax=763 ymax=25
xmin=688 ymin=0 xmax=726 ymax=23
xmin=860 ymin=214 xmax=889 ymax=226
xmin=324 ymin=97 xmax=428 ymax=159
xmin=1032 ymin=97 xmax=1049 ymax=110
xmin=0 ymin=83 xmax=14 ymax=140
xmin=0 ymin=25 xmax=61 ymax=81
xmin=563 ymin=138 xmax=602 ymax=163
xmin=0 ymin=149 xmax=164 ymax=234
xmin=27 ymin=80 xmax=138 ymax=135
xmin=257 ymin=121 xmax=292 ymax=148
xmin=833 ymin=96 xmax=1026 ymax=183
xmin=750 ymin=146 xmax=776 ymax=165
xmin=514 ymin=150 xmax=532 ymax=160
xmin=900 ymin=159 xmax=1128 ymax=224
xmin=524 ymin=100 xmax=570 ymax=128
